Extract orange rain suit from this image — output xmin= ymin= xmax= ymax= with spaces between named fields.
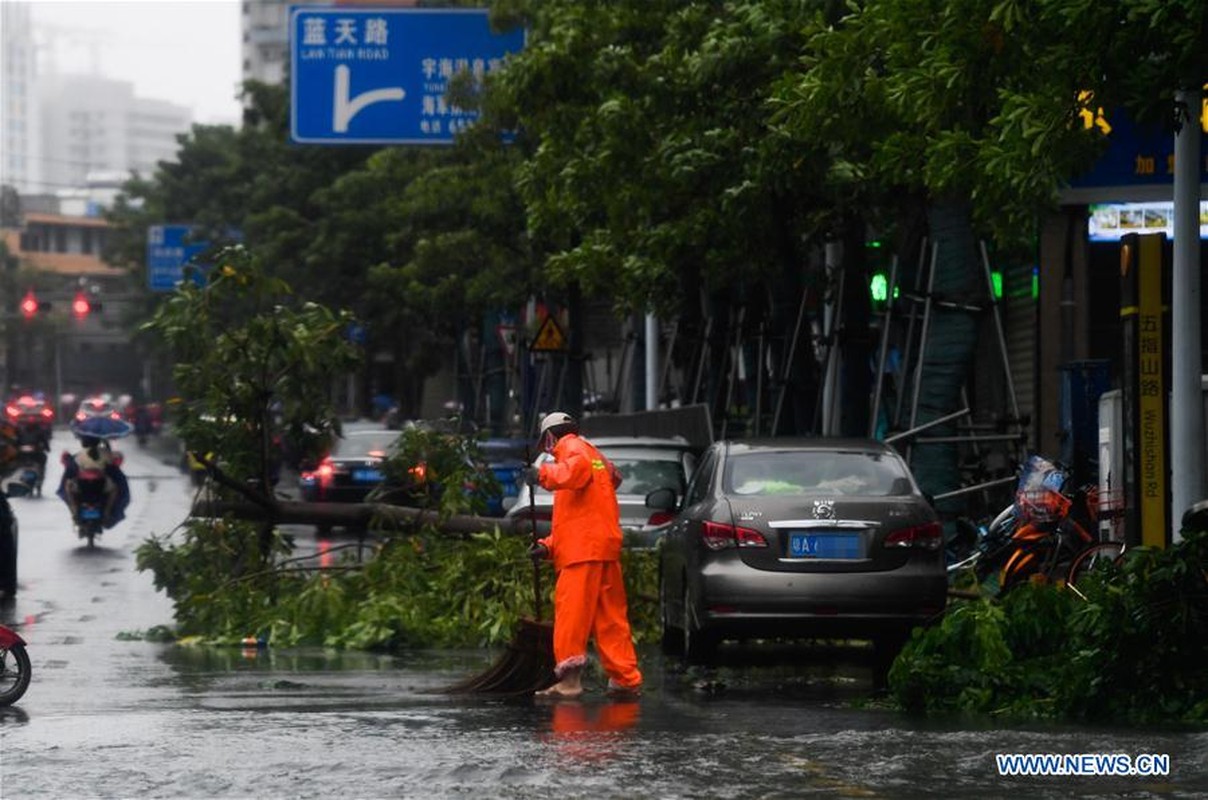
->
xmin=536 ymin=433 xmax=642 ymax=690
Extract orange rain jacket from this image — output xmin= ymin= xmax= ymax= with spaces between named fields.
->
xmin=536 ymin=433 xmax=623 ymax=571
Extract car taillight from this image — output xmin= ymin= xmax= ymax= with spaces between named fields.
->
xmin=647 ymin=511 xmax=676 ymax=526
xmin=701 ymin=520 xmax=768 ymax=551
xmin=409 ymin=462 xmax=427 ymax=482
xmin=4 ymin=406 xmax=17 ymax=417
xmin=884 ymin=521 xmax=943 ymax=550
xmin=41 ymin=408 xmax=54 ymax=418
xmin=316 ymin=459 xmax=334 ymax=485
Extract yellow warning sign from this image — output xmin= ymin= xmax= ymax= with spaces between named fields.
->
xmin=530 ymin=316 xmax=567 ymax=352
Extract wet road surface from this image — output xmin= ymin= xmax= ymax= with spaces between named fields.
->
xmin=1 ymin=430 xmax=1206 ymax=798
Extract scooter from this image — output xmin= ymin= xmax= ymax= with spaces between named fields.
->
xmin=60 ymin=449 xmax=124 ymax=548
xmin=68 ymin=467 xmax=110 ymax=548
xmin=14 ymin=442 xmax=46 ymax=498
xmin=0 ymin=623 xmax=30 ymax=706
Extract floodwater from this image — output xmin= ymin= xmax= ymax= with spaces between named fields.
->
xmin=1 ymin=431 xmax=1206 ymax=798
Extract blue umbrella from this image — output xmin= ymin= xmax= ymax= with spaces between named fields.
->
xmin=70 ymin=415 xmax=133 ymax=440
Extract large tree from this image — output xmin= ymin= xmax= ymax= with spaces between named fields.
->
xmin=485 ymin=0 xmax=846 ymax=429
xmin=775 ymin=0 xmax=1206 ymax=497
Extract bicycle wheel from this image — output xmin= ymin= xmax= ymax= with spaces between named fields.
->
xmin=1067 ymin=541 xmax=1125 ymax=589
xmin=0 ymin=642 xmax=31 ymax=706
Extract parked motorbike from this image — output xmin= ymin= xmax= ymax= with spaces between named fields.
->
xmin=0 ymin=623 xmax=30 ymax=706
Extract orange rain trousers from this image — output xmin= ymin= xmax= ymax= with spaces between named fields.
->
xmin=552 ymin=560 xmax=642 ymax=690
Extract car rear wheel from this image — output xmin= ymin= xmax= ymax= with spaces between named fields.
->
xmin=681 ymin=586 xmax=717 ymax=665
xmin=659 ymin=574 xmax=683 ymax=656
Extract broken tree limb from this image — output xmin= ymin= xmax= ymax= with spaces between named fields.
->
xmin=189 ymin=496 xmax=552 ymax=538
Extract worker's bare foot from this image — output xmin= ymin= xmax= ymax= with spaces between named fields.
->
xmin=605 ymin=681 xmax=642 ymax=699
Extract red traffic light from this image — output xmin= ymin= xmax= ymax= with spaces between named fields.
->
xmin=72 ymin=292 xmax=91 ymax=319
xmin=20 ymin=291 xmax=38 ymax=319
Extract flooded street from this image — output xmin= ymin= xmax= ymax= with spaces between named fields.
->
xmin=2 ymin=431 xmax=1207 ymax=798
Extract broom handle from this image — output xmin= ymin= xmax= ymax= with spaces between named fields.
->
xmin=527 ymin=447 xmax=542 ymax=620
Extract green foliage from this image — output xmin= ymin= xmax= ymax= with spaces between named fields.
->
xmin=136 ymin=518 xmax=299 ymax=642
xmin=137 ymin=517 xmax=661 ymax=651
xmin=489 ymin=0 xmax=830 ymax=316
xmin=890 ymin=531 xmax=1208 ymax=725
xmin=776 ymin=0 xmax=1208 ymax=246
xmin=370 ymin=424 xmax=501 ymax=519
xmin=135 ymin=409 xmax=661 ymax=651
xmin=140 ymin=246 xmax=360 ymax=502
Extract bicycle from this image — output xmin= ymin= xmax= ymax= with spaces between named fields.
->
xmin=948 ymin=455 xmax=1117 ymax=596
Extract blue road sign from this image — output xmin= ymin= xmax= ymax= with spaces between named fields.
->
xmin=290 ymin=7 xmax=525 ymax=145
xmin=147 ymin=225 xmax=209 ymax=292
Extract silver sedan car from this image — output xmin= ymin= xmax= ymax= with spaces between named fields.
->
xmin=653 ymin=438 xmax=947 ymax=664
xmin=506 ymin=436 xmax=699 ymax=547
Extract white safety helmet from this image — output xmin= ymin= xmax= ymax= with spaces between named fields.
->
xmin=538 ymin=412 xmax=577 ymax=452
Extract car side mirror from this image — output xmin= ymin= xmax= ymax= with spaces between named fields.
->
xmin=645 ymin=487 xmax=678 ymax=512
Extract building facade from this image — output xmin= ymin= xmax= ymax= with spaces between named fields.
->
xmin=1 ymin=3 xmax=42 ymax=194
xmin=37 ymin=74 xmax=191 ymax=190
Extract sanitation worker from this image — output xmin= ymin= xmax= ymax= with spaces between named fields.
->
xmin=526 ymin=411 xmax=642 ymax=699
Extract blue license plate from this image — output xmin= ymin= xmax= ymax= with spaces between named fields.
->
xmin=789 ymin=532 xmax=861 ymax=559
xmin=80 ymin=507 xmax=103 ymax=521
xmin=352 ymin=468 xmax=383 ymax=483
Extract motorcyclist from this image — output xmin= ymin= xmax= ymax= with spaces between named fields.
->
xmin=57 ymin=435 xmax=130 ymax=529
xmin=12 ymin=420 xmax=50 ymax=496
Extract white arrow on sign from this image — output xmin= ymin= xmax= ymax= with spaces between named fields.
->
xmin=333 ymin=65 xmax=406 ymax=133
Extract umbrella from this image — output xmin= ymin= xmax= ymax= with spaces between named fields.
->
xmin=70 ymin=415 xmax=133 ymax=440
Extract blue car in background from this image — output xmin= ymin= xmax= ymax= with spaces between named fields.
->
xmin=478 ymin=438 xmax=530 ymax=517
xmin=298 ymin=428 xmax=400 ymax=504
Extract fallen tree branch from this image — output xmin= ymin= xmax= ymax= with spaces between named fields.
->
xmin=190 ymin=496 xmax=552 ymax=538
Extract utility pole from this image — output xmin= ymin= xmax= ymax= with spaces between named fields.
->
xmin=1169 ymin=86 xmax=1205 ymax=541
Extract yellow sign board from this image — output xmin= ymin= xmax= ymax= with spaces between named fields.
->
xmin=1136 ymin=234 xmax=1166 ymax=548
xmin=530 ymin=316 xmax=567 ymax=353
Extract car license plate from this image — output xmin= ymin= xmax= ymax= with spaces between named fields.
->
xmin=789 ymin=532 xmax=861 ymax=559
xmin=352 ymin=468 xmax=383 ymax=483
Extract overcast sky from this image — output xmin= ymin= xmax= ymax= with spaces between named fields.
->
xmin=28 ymin=0 xmax=243 ymax=125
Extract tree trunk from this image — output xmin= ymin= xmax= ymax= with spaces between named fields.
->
xmin=907 ymin=197 xmax=982 ymax=507
xmin=190 ymin=497 xmax=550 ymax=538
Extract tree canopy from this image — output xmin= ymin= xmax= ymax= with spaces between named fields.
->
xmin=105 ymin=0 xmax=1206 ymax=432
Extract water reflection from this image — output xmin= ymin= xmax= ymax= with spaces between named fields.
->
xmin=540 ymin=699 xmax=640 ymax=764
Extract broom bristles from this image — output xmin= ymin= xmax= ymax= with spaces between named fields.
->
xmin=441 ymin=618 xmax=555 ymax=695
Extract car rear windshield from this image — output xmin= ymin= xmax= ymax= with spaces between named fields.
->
xmin=611 ymin=458 xmax=687 ymax=496
xmin=334 ymin=432 xmax=399 ymax=458
xmin=724 ymin=451 xmax=913 ymax=497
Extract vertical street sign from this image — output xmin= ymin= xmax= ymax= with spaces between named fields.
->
xmin=290 ymin=7 xmax=525 ymax=145
xmin=1120 ymin=233 xmax=1170 ymax=549
xmin=147 ymin=225 xmax=210 ymax=292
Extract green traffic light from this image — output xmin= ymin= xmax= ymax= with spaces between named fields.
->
xmin=870 ymin=273 xmax=888 ymax=303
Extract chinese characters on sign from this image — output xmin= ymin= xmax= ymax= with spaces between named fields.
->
xmin=147 ymin=225 xmax=210 ymax=292
xmin=1133 ymin=234 xmax=1167 ymax=547
xmin=290 ymin=8 xmax=525 ymax=145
